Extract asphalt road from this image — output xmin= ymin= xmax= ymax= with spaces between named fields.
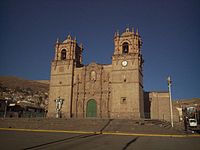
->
xmin=0 ymin=130 xmax=200 ymax=150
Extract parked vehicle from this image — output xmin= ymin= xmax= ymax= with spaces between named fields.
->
xmin=188 ymin=118 xmax=197 ymax=127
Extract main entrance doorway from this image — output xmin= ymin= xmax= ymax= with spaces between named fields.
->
xmin=86 ymin=99 xmax=97 ymax=117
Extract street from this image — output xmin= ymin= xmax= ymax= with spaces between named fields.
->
xmin=0 ymin=130 xmax=200 ymax=150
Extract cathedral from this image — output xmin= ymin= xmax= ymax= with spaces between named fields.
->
xmin=47 ymin=27 xmax=171 ymax=121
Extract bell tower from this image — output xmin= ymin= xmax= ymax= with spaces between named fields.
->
xmin=110 ymin=27 xmax=144 ymax=119
xmin=47 ymin=35 xmax=83 ymax=118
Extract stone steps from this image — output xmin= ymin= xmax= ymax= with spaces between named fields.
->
xmin=0 ymin=118 xmax=184 ymax=134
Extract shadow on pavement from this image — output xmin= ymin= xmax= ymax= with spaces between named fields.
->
xmin=122 ymin=137 xmax=139 ymax=150
xmin=22 ymin=134 xmax=100 ymax=150
xmin=100 ymin=119 xmax=113 ymax=133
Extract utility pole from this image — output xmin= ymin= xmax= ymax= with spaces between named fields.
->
xmin=167 ymin=76 xmax=174 ymax=127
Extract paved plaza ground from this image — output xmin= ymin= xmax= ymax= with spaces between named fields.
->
xmin=0 ymin=130 xmax=200 ymax=150
xmin=0 ymin=118 xmax=199 ymax=150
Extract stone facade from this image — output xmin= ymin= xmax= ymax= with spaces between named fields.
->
xmin=47 ymin=27 xmax=173 ymax=121
xmin=47 ymin=28 xmax=144 ymax=119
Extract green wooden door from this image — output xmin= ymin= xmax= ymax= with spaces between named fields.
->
xmin=86 ymin=99 xmax=97 ymax=117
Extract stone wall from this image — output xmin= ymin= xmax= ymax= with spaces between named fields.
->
xmin=144 ymin=91 xmax=171 ymax=121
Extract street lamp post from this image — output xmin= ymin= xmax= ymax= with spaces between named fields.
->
xmin=194 ymin=104 xmax=197 ymax=120
xmin=4 ymin=100 xmax=8 ymax=118
xmin=167 ymin=76 xmax=174 ymax=127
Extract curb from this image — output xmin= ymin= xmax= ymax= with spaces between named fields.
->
xmin=0 ymin=128 xmax=200 ymax=138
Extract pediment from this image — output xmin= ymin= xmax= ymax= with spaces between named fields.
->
xmin=87 ymin=62 xmax=102 ymax=70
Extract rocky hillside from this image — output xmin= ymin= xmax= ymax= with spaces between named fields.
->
xmin=0 ymin=76 xmax=49 ymax=109
xmin=174 ymin=98 xmax=200 ymax=107
xmin=0 ymin=76 xmax=49 ymax=92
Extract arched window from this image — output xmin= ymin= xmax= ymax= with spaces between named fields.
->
xmin=90 ymin=71 xmax=96 ymax=81
xmin=122 ymin=42 xmax=129 ymax=54
xmin=61 ymin=49 xmax=66 ymax=60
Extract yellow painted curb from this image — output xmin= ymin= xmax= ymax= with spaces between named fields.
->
xmin=0 ymin=128 xmax=200 ymax=138
xmin=0 ymin=128 xmax=98 ymax=134
xmin=102 ymin=132 xmax=187 ymax=138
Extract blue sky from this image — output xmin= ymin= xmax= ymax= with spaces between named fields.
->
xmin=0 ymin=0 xmax=200 ymax=99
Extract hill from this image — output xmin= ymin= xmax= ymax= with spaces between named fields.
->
xmin=0 ymin=76 xmax=49 ymax=109
xmin=174 ymin=98 xmax=200 ymax=107
xmin=0 ymin=76 xmax=49 ymax=92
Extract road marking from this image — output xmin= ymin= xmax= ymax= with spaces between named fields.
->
xmin=0 ymin=128 xmax=199 ymax=138
xmin=102 ymin=132 xmax=200 ymax=138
